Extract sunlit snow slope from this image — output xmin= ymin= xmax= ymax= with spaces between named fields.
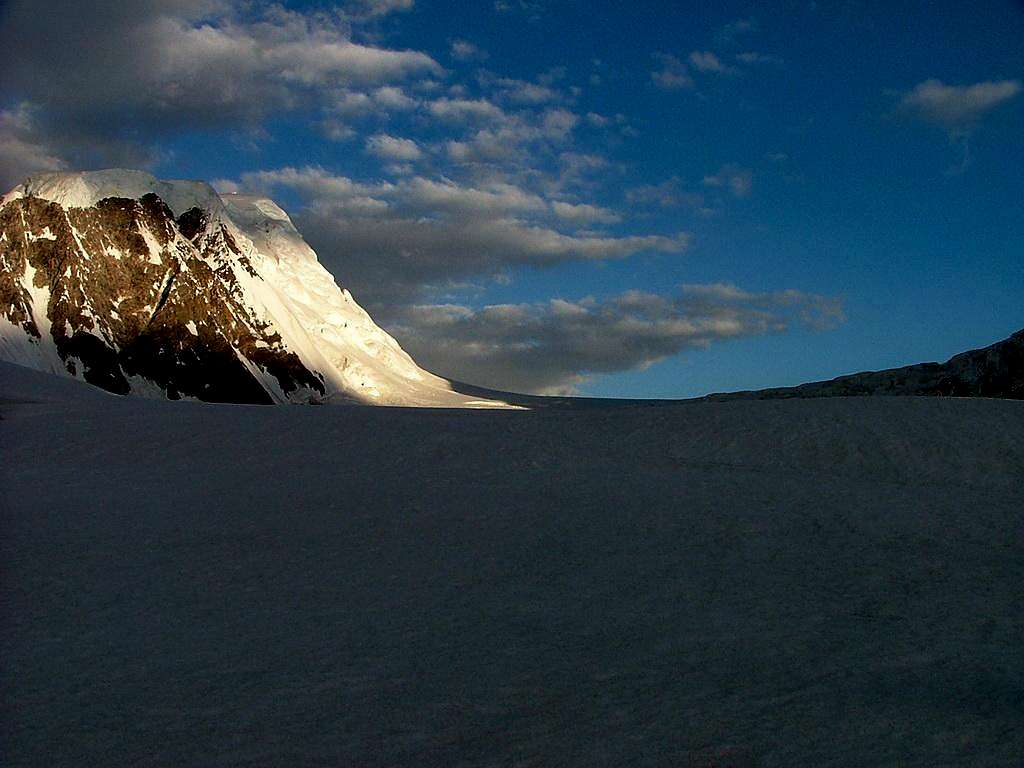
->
xmin=0 ymin=169 xmax=508 ymax=407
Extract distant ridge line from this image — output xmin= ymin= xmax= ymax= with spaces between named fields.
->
xmin=700 ymin=328 xmax=1024 ymax=402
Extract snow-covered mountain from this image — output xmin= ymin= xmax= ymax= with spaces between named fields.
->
xmin=0 ymin=169 xmax=509 ymax=407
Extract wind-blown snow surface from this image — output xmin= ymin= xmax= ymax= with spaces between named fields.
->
xmin=0 ymin=169 xmax=508 ymax=407
xmin=2 ymin=362 xmax=1023 ymax=767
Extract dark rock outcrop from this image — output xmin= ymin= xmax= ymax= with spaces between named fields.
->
xmin=0 ymin=193 xmax=323 ymax=403
xmin=704 ymin=329 xmax=1024 ymax=401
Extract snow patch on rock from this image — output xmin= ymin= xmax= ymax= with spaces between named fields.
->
xmin=1 ymin=170 xmax=514 ymax=408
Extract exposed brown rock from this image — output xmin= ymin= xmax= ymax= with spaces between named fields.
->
xmin=0 ymin=193 xmax=326 ymax=403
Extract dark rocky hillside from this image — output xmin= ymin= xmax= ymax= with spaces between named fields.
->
xmin=704 ymin=328 xmax=1024 ymax=401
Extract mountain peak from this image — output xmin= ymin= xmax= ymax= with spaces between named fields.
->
xmin=3 ymin=169 xmax=226 ymax=218
xmin=0 ymin=169 xmax=511 ymax=408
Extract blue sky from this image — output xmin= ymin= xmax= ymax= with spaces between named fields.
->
xmin=1 ymin=0 xmax=1022 ymax=396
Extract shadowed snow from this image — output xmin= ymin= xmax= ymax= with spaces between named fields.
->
xmin=2 ymin=362 xmax=1023 ymax=766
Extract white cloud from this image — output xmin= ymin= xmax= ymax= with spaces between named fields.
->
xmin=351 ymin=0 xmax=415 ymax=18
xmin=441 ymin=108 xmax=581 ymax=166
xmin=688 ymin=51 xmax=735 ymax=75
xmin=897 ymin=78 xmax=1021 ymax=132
xmin=328 ymin=87 xmax=419 ymax=122
xmin=384 ymin=163 xmax=416 ymax=176
xmin=0 ymin=0 xmax=442 ymax=165
xmin=387 ymin=284 xmax=843 ymax=394
xmin=262 ymin=38 xmax=441 ymax=88
xmin=231 ymin=165 xmax=689 ymax=306
xmin=333 ymin=91 xmax=375 ymax=118
xmin=370 ymin=86 xmax=419 ymax=111
xmin=445 ymin=130 xmax=526 ymax=164
xmin=241 ymin=166 xmax=395 ymax=213
xmin=552 ymin=201 xmax=621 ymax=224
xmin=0 ymin=0 xmax=598 ymax=207
xmin=490 ymin=77 xmax=560 ymax=104
xmin=651 ymin=53 xmax=692 ymax=90
xmin=559 ymin=152 xmax=609 ymax=174
xmin=146 ymin=8 xmax=443 ymax=96
xmin=400 ymin=177 xmax=548 ymax=215
xmin=365 ymin=134 xmax=423 ymax=161
xmin=297 ymin=212 xmax=689 ymax=308
xmin=541 ymin=108 xmax=578 ymax=138
xmin=318 ymin=119 xmax=357 ymax=142
xmin=427 ymin=97 xmax=507 ymax=123
xmin=549 ymin=152 xmax=612 ymax=194
xmin=703 ymin=164 xmax=753 ymax=198
xmin=450 ymin=39 xmax=487 ymax=61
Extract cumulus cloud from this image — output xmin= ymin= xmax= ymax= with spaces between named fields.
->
xmin=232 ymin=165 xmax=689 ymax=306
xmin=557 ymin=152 xmax=609 ymax=179
xmin=499 ymin=80 xmax=560 ymax=104
xmin=896 ymin=78 xmax=1021 ymax=133
xmin=0 ymin=0 xmax=847 ymax=395
xmin=703 ymin=164 xmax=753 ymax=198
xmin=317 ymin=120 xmax=358 ymax=142
xmin=349 ymin=0 xmax=415 ymax=18
xmin=551 ymin=201 xmax=621 ymax=224
xmin=688 ymin=51 xmax=736 ymax=75
xmin=260 ymin=37 xmax=439 ymax=88
xmin=386 ymin=284 xmax=844 ymax=394
xmin=365 ymin=134 xmax=423 ymax=161
xmin=0 ymin=0 xmax=584 ymax=192
xmin=372 ymin=86 xmax=419 ymax=110
xmin=242 ymin=166 xmax=395 ymax=213
xmin=540 ymin=109 xmax=579 ymax=138
xmin=405 ymin=177 xmax=549 ymax=214
xmin=440 ymin=108 xmax=581 ymax=168
xmin=478 ymin=74 xmax=560 ymax=105
xmin=298 ymin=213 xmax=689 ymax=308
xmin=894 ymin=78 xmax=1020 ymax=173
xmin=450 ymin=39 xmax=487 ymax=61
xmin=0 ymin=0 xmax=441 ymax=165
xmin=651 ymin=53 xmax=693 ymax=90
xmin=427 ymin=97 xmax=507 ymax=123
xmin=327 ymin=87 xmax=420 ymax=127
xmin=5 ymin=2 xmax=441 ymax=108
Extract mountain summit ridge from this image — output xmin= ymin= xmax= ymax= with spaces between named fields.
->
xmin=0 ymin=169 xmax=509 ymax=407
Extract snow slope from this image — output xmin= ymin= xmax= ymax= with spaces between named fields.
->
xmin=0 ymin=170 xmax=509 ymax=407
xmin=2 ymin=359 xmax=1023 ymax=767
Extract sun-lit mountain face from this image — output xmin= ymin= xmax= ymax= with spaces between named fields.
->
xmin=0 ymin=170 xmax=510 ymax=407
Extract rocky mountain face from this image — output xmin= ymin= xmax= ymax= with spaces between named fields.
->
xmin=704 ymin=329 xmax=1024 ymax=401
xmin=0 ymin=170 xmax=507 ymax=407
